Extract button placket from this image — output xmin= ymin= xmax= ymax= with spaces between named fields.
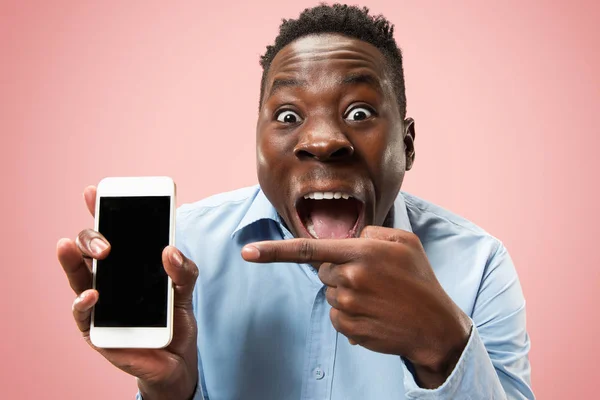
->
xmin=300 ymin=286 xmax=335 ymax=399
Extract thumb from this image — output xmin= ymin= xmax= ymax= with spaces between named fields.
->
xmin=162 ymin=246 xmax=198 ymax=308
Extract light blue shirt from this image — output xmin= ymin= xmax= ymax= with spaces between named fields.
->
xmin=138 ymin=185 xmax=534 ymax=399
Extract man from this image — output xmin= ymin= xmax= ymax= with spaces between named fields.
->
xmin=57 ymin=4 xmax=534 ymax=399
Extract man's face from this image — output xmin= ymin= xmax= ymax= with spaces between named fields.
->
xmin=257 ymin=34 xmax=415 ymax=239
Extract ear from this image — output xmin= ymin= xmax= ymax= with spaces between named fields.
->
xmin=403 ymin=118 xmax=416 ymax=170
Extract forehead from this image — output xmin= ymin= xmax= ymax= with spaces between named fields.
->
xmin=265 ymin=34 xmax=391 ymax=92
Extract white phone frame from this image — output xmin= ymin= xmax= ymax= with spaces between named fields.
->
xmin=90 ymin=176 xmax=176 ymax=349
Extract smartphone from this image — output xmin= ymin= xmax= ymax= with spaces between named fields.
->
xmin=90 ymin=176 xmax=176 ymax=348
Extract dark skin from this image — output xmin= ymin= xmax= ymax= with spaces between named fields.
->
xmin=244 ymin=33 xmax=472 ymax=388
xmin=56 ymin=33 xmax=469 ymax=398
xmin=256 ymin=34 xmax=411 ymax=234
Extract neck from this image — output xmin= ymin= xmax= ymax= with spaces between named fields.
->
xmin=383 ymin=205 xmax=395 ymax=228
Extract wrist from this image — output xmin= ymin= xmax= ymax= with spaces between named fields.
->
xmin=411 ymin=311 xmax=472 ymax=388
xmin=137 ymin=370 xmax=198 ymax=400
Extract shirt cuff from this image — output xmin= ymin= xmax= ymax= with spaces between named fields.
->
xmin=401 ymin=323 xmax=505 ymax=399
xmin=135 ymin=382 xmax=204 ymax=400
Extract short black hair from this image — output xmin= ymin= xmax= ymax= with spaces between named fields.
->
xmin=259 ymin=3 xmax=407 ymax=117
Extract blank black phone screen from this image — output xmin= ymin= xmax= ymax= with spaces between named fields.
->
xmin=94 ymin=196 xmax=170 ymax=327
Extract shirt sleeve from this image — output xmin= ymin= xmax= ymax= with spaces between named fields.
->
xmin=401 ymin=243 xmax=535 ymax=399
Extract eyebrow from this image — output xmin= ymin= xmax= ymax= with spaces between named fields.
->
xmin=342 ymin=73 xmax=383 ymax=94
xmin=269 ymin=78 xmax=307 ymax=97
xmin=267 ymin=73 xmax=383 ymax=99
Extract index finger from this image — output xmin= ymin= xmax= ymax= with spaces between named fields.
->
xmin=242 ymin=238 xmax=360 ymax=264
xmin=57 ymin=238 xmax=92 ymax=295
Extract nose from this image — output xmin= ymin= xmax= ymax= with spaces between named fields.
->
xmin=294 ymin=127 xmax=354 ymax=162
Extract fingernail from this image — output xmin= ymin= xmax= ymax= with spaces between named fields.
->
xmin=90 ymin=238 xmax=108 ymax=254
xmin=171 ymin=250 xmax=183 ymax=267
xmin=242 ymin=245 xmax=260 ymax=260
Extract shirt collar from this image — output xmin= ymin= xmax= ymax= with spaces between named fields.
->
xmin=232 ymin=187 xmax=413 ymax=237
xmin=393 ymin=192 xmax=413 ymax=233
xmin=231 ymin=188 xmax=281 ymax=238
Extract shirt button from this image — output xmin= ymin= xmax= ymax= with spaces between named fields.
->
xmin=313 ymin=367 xmax=325 ymax=380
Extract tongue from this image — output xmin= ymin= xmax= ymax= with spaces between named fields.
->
xmin=307 ymin=200 xmax=358 ymax=239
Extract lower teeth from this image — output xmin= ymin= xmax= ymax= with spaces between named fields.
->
xmin=306 ymin=220 xmax=318 ymax=238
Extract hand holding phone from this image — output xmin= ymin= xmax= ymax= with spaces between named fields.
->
xmin=57 ymin=179 xmax=199 ymax=399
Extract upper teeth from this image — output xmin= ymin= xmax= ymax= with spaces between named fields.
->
xmin=304 ymin=192 xmax=352 ymax=200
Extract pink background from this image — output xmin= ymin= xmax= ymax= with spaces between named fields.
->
xmin=1 ymin=1 xmax=598 ymax=398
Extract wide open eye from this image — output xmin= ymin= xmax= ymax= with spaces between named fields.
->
xmin=276 ymin=110 xmax=303 ymax=124
xmin=344 ymin=106 xmax=374 ymax=122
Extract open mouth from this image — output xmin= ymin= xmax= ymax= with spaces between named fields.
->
xmin=296 ymin=191 xmax=364 ymax=239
